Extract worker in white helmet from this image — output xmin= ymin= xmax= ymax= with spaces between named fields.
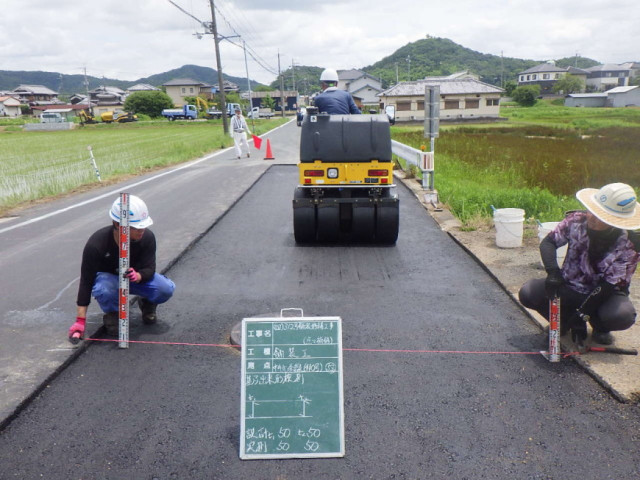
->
xmin=68 ymin=195 xmax=175 ymax=340
xmin=313 ymin=68 xmax=361 ymax=114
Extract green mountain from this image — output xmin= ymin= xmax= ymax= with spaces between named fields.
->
xmin=274 ymin=37 xmax=602 ymax=92
xmin=0 ymin=38 xmax=607 ymax=96
xmin=0 ymin=64 xmax=265 ymax=95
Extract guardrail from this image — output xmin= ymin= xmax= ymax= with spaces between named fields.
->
xmin=391 ymin=140 xmax=437 ymax=205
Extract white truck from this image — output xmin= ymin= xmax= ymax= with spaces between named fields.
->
xmin=247 ymin=106 xmax=275 ymax=119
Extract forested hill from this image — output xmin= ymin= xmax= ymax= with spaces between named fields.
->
xmin=362 ymin=37 xmax=599 ymax=87
xmin=0 ymin=64 xmax=264 ymax=95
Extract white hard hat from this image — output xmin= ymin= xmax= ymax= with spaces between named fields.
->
xmin=320 ymin=68 xmax=339 ymax=83
xmin=576 ymin=183 xmax=640 ymax=229
xmin=109 ymin=195 xmax=153 ymax=229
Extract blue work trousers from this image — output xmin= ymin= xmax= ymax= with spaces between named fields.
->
xmin=92 ymin=272 xmax=175 ymax=313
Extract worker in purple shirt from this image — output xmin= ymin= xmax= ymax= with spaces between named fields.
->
xmin=519 ymin=183 xmax=640 ymax=347
xmin=68 ymin=195 xmax=175 ymax=340
xmin=313 ymin=68 xmax=361 ymax=115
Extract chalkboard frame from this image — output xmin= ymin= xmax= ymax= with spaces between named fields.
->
xmin=239 ymin=316 xmax=345 ymax=460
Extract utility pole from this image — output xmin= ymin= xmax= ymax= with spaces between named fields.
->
xmin=278 ymin=51 xmax=285 ymax=118
xmin=395 ymin=62 xmax=399 ymax=84
xmin=291 ymin=59 xmax=297 ymax=92
xmin=83 ymin=67 xmax=92 ymax=115
xmin=208 ymin=0 xmax=228 ymax=134
xmin=243 ymin=40 xmax=253 ymax=120
xmin=500 ymin=51 xmax=504 ymax=89
xmin=406 ymin=55 xmax=411 ymax=81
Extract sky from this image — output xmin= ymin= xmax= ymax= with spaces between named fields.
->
xmin=1 ymin=0 xmax=638 ymax=86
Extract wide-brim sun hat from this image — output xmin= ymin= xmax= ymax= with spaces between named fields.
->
xmin=576 ymin=183 xmax=640 ymax=230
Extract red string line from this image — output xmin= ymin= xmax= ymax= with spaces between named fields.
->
xmin=85 ymin=338 xmax=567 ymax=355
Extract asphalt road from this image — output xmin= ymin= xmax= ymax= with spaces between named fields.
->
xmin=2 ymin=153 xmax=640 ymax=478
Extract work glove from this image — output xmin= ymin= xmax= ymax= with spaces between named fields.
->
xmin=567 ymin=311 xmax=588 ymax=352
xmin=123 ymin=267 xmax=141 ymax=283
xmin=544 ymin=268 xmax=564 ymax=298
xmin=68 ymin=317 xmax=86 ymax=344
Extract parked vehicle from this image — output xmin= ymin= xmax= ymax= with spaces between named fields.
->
xmin=40 ymin=112 xmax=64 ymax=123
xmin=162 ymin=104 xmax=198 ymax=121
xmin=206 ymin=107 xmax=223 ymax=119
xmin=247 ymin=106 xmax=275 ymax=119
xmin=225 ymin=103 xmax=242 ymax=117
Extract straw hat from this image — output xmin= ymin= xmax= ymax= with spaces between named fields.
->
xmin=576 ymin=183 xmax=640 ymax=230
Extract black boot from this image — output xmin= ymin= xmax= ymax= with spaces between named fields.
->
xmin=139 ymin=298 xmax=158 ymax=324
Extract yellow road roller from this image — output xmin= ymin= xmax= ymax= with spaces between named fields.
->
xmin=293 ymin=108 xmax=399 ymax=244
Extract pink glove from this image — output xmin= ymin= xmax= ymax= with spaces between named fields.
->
xmin=124 ymin=267 xmax=141 ymax=283
xmin=68 ymin=317 xmax=86 ymax=344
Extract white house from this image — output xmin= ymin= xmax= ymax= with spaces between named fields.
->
xmin=378 ymin=76 xmax=503 ymax=122
xmin=337 ymin=69 xmax=383 ymax=108
xmin=0 ymin=95 xmax=22 ymax=117
xmin=605 ymin=86 xmax=640 ymax=107
xmin=517 ymin=62 xmax=589 ymax=94
xmin=585 ymin=64 xmax=632 ymax=91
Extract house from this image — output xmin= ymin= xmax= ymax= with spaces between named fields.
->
xmin=378 ymin=77 xmax=503 ymax=122
xmin=127 ymin=83 xmax=159 ymax=93
xmin=337 ymin=69 xmax=383 ymax=107
xmin=517 ymin=62 xmax=588 ymax=94
xmin=88 ymin=86 xmax=127 ymax=115
xmin=162 ymin=78 xmax=205 ymax=106
xmin=213 ymin=80 xmax=239 ymax=94
xmin=0 ymin=95 xmax=22 ymax=117
xmin=584 ymin=64 xmax=632 ymax=91
xmin=12 ymin=84 xmax=59 ymax=103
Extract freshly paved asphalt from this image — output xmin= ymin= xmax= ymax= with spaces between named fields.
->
xmin=1 ymin=121 xmax=640 ymax=479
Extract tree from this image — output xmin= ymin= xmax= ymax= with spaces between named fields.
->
xmin=512 ymin=85 xmax=540 ymax=106
xmin=123 ymin=91 xmax=174 ymax=117
xmin=262 ymin=94 xmax=275 ymax=110
xmin=552 ymin=74 xmax=584 ymax=94
xmin=503 ymin=80 xmax=517 ymax=97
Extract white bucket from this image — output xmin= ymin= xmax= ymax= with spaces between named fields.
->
xmin=493 ymin=208 xmax=525 ymax=248
xmin=537 ymin=222 xmax=568 ymax=267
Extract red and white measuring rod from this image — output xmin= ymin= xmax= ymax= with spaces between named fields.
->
xmin=118 ymin=193 xmax=130 ymax=349
xmin=542 ymin=295 xmax=561 ymax=362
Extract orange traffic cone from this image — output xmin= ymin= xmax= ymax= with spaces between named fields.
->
xmin=264 ymin=138 xmax=275 ymax=160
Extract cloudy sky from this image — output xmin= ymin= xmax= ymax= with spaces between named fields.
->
xmin=2 ymin=0 xmax=638 ymax=85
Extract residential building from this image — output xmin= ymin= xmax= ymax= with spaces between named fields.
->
xmin=0 ymin=95 xmax=22 ymax=116
xmin=378 ymin=77 xmax=503 ymax=122
xmin=127 ymin=83 xmax=159 ymax=92
xmin=162 ymin=78 xmax=205 ymax=106
xmin=584 ymin=64 xmax=632 ymax=91
xmin=88 ymin=86 xmax=127 ymax=115
xmin=517 ymin=62 xmax=588 ymax=94
xmin=337 ymin=69 xmax=383 ymax=107
xmin=12 ymin=84 xmax=59 ymax=103
xmin=213 ymin=80 xmax=239 ymax=94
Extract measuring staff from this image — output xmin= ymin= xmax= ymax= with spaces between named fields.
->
xmin=68 ymin=195 xmax=175 ymax=342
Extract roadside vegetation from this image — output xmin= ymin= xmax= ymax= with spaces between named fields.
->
xmin=392 ymin=100 xmax=640 ymax=226
xmin=0 ymin=117 xmax=287 ymax=215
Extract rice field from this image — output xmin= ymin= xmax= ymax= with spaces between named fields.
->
xmin=0 ymin=119 xmax=286 ymax=214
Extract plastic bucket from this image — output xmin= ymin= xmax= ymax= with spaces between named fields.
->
xmin=493 ymin=208 xmax=525 ymax=248
xmin=537 ymin=222 xmax=568 ymax=267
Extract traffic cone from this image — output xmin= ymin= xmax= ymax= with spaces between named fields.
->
xmin=264 ymin=138 xmax=275 ymax=160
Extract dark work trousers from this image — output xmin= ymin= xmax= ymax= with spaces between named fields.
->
xmin=518 ymin=278 xmax=636 ymax=333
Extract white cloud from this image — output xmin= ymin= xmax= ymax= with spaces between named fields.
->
xmin=1 ymin=0 xmax=638 ymax=86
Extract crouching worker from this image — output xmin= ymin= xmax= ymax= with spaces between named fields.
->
xmin=519 ymin=183 xmax=640 ymax=347
xmin=68 ymin=195 xmax=175 ymax=340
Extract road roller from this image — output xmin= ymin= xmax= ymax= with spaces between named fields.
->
xmin=293 ymin=108 xmax=399 ymax=244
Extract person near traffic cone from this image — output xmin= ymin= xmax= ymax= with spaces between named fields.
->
xmin=230 ymin=107 xmax=252 ymax=158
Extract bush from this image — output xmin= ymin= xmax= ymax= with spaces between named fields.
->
xmin=123 ymin=91 xmax=174 ymax=118
xmin=512 ymin=85 xmax=541 ymax=107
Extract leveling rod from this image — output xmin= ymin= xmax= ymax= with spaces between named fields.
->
xmin=118 ymin=192 xmax=130 ymax=349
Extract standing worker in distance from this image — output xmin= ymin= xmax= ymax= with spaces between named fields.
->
xmin=313 ymin=68 xmax=361 ymax=115
xmin=68 ymin=195 xmax=176 ymax=340
xmin=519 ymin=183 xmax=640 ymax=346
xmin=230 ymin=106 xmax=252 ymax=159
